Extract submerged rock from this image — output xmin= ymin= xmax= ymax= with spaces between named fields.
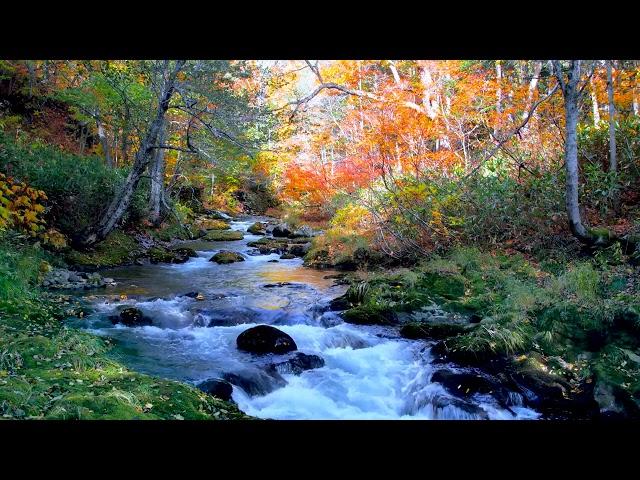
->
xmin=197 ymin=378 xmax=234 ymax=401
xmin=430 ymin=395 xmax=490 ymax=420
xmin=223 ymin=369 xmax=287 ymax=396
xmin=431 ymin=369 xmax=501 ymax=397
xmin=267 ymin=352 xmax=325 ymax=376
xmin=210 ymin=251 xmax=245 ymax=264
xmin=111 ymin=307 xmax=153 ymax=327
xmin=263 ymin=282 xmax=306 ymax=289
xmin=236 ymin=325 xmax=297 ymax=354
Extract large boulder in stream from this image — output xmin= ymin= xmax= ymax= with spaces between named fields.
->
xmin=272 ymin=223 xmax=293 ymax=238
xmin=236 ymin=325 xmax=297 ymax=354
xmin=210 ymin=251 xmax=245 ymax=264
xmin=204 ymin=230 xmax=244 ymax=241
xmin=247 ymin=222 xmax=267 ymax=235
xmin=110 ymin=307 xmax=153 ymax=327
xmin=197 ymin=378 xmax=234 ymax=401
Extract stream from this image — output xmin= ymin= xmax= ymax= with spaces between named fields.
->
xmin=67 ymin=217 xmax=540 ymax=420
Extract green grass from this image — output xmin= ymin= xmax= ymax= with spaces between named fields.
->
xmin=0 ymin=234 xmax=249 ymax=420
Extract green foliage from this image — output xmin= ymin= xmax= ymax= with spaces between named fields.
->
xmin=0 ymin=235 xmax=45 ymax=311
xmin=0 ymin=131 xmax=133 ymax=235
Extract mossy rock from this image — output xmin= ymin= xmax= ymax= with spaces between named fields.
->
xmin=65 ymin=230 xmax=142 ymax=268
xmin=342 ymin=305 xmax=397 ymax=325
xmin=204 ymin=230 xmax=244 ymax=241
xmin=198 ymin=219 xmax=231 ymax=230
xmin=430 ymin=340 xmax=497 ymax=366
xmin=247 ymin=237 xmax=289 ymax=254
xmin=418 ymin=272 xmax=466 ymax=300
xmin=400 ymin=321 xmax=473 ymax=340
xmin=247 ymin=222 xmax=266 ymax=235
xmin=210 ymin=251 xmax=245 ymax=264
xmin=171 ymin=247 xmax=198 ymax=258
xmin=147 ymin=247 xmax=178 ymax=264
xmin=587 ymin=227 xmax=615 ymax=246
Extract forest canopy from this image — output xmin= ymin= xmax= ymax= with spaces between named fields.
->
xmin=1 ymin=59 xmax=640 ymax=421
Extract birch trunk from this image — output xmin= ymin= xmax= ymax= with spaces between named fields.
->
xmin=590 ymin=75 xmax=601 ymax=125
xmin=494 ymin=60 xmax=503 ymax=137
xmin=606 ymin=60 xmax=617 ymax=174
xmin=554 ymin=60 xmax=590 ymax=241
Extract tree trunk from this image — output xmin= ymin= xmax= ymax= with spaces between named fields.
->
xmin=149 ymin=119 xmax=167 ymax=226
xmin=606 ymin=60 xmax=617 ymax=174
xmin=76 ymin=60 xmax=185 ymax=247
xmin=121 ymin=108 xmax=130 ymax=164
xmin=524 ymin=61 xmax=542 ymax=117
xmin=554 ymin=60 xmax=590 ymax=242
xmin=96 ymin=116 xmax=113 ymax=168
xmin=494 ymin=60 xmax=503 ymax=137
xmin=590 ymin=75 xmax=600 ymax=125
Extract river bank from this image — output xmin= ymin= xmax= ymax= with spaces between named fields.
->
xmin=3 ymin=210 xmax=639 ymax=419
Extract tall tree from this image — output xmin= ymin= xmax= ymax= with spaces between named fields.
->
xmin=148 ymin=118 xmax=167 ymax=225
xmin=77 ymin=60 xmax=185 ymax=247
xmin=606 ymin=60 xmax=617 ymax=174
xmin=553 ymin=60 xmax=605 ymax=244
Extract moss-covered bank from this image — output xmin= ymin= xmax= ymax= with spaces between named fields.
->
xmin=336 ymin=246 xmax=640 ymax=417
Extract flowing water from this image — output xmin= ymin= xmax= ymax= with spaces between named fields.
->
xmin=68 ymin=217 xmax=539 ymax=420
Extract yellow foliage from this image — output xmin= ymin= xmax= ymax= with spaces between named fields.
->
xmin=0 ymin=173 xmax=47 ymax=236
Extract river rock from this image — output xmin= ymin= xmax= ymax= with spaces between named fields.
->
xmin=197 ymin=378 xmax=234 ymax=401
xmin=111 ymin=307 xmax=153 ymax=327
xmin=42 ymin=268 xmax=107 ymax=290
xmin=236 ymin=325 xmax=297 ymax=354
xmin=291 ymin=225 xmax=315 ymax=238
xmin=328 ymin=294 xmax=353 ymax=311
xmin=267 ymin=352 xmax=325 ymax=375
xmin=431 ymin=394 xmax=490 ymax=420
xmin=342 ymin=305 xmax=398 ymax=326
xmin=210 ymin=251 xmax=245 ymax=264
xmin=280 ymin=253 xmax=296 ymax=260
xmin=171 ymin=247 xmax=198 ymax=259
xmin=287 ymin=242 xmax=312 ymax=257
xmin=204 ymin=230 xmax=244 ymax=241
xmin=431 ymin=369 xmax=501 ymax=397
xmin=247 ymin=222 xmax=267 ymax=235
xmin=263 ymin=282 xmax=306 ymax=289
xmin=223 ymin=369 xmax=287 ymax=396
xmin=272 ymin=223 xmax=293 ymax=238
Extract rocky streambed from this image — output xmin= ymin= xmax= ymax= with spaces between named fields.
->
xmin=64 ymin=216 xmax=544 ymax=420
